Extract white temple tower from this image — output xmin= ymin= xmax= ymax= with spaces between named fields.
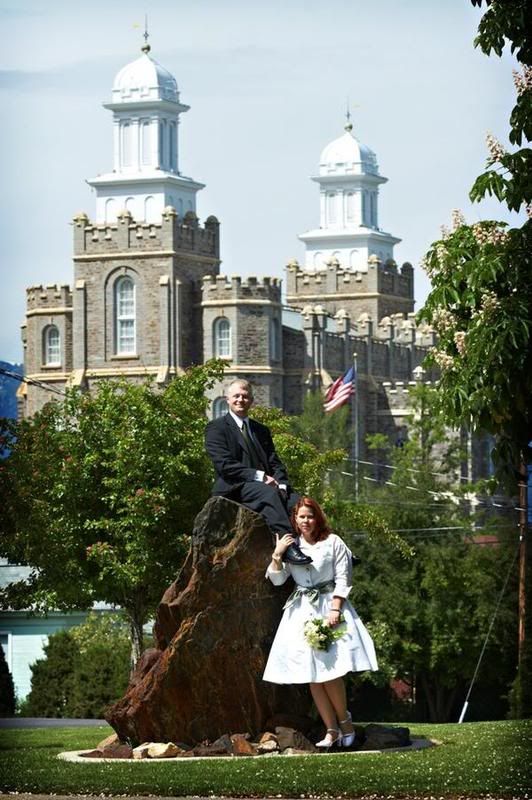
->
xmin=88 ymin=41 xmax=204 ymax=224
xmin=298 ymin=121 xmax=400 ymax=271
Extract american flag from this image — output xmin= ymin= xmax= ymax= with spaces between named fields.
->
xmin=323 ymin=366 xmax=355 ymax=413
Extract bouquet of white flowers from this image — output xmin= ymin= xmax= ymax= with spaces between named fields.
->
xmin=304 ymin=616 xmax=346 ymax=652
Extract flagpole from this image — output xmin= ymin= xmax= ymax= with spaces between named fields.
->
xmin=353 ymin=352 xmax=359 ymax=500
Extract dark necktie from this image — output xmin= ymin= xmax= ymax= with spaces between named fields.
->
xmin=241 ymin=420 xmax=265 ymax=471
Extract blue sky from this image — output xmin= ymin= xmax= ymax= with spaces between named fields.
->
xmin=0 ymin=0 xmax=522 ymax=362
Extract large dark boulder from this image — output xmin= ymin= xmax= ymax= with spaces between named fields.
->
xmin=106 ymin=497 xmax=310 ymax=745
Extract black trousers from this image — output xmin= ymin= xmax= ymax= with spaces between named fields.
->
xmin=236 ymin=482 xmax=300 ymax=534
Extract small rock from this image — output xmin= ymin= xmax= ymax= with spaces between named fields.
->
xmin=256 ymin=739 xmax=279 ymax=753
xmin=210 ymin=733 xmax=233 ymax=754
xmin=192 ymin=744 xmax=231 ymax=757
xmin=258 ymin=731 xmax=278 ymax=744
xmin=101 ymin=742 xmax=133 ymax=759
xmin=231 ymin=734 xmax=257 ymax=756
xmin=283 ymin=747 xmax=314 ymax=755
xmin=275 ymin=726 xmax=316 ymax=752
xmin=97 ymin=732 xmax=120 ymax=750
xmin=132 ymin=742 xmax=153 ymax=759
xmin=266 ymin=713 xmax=314 ymax=735
xmin=147 ymin=742 xmax=183 ymax=758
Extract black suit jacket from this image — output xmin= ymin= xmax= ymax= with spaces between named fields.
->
xmin=205 ymin=413 xmax=290 ymax=496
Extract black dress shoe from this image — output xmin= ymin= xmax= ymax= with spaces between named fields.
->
xmin=285 ymin=543 xmax=312 ymax=565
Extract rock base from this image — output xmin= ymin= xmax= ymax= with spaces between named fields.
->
xmin=105 ymin=498 xmax=310 ymax=745
xmin=78 ymin=724 xmax=413 ymax=760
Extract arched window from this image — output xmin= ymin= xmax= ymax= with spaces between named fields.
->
xmin=144 ymin=195 xmax=155 ymax=223
xmin=327 ymin=192 xmax=337 ymax=224
xmin=362 ymin=191 xmax=369 ymax=226
xmin=43 ymin=325 xmax=60 ymax=366
xmin=115 ymin=276 xmax=136 ymax=354
xmin=270 ymin=317 xmax=281 ymax=361
xmin=346 ymin=192 xmax=355 ymax=224
xmin=121 ymin=121 xmax=132 ymax=167
xmin=213 ymin=397 xmax=228 ymax=419
xmin=105 ymin=198 xmax=117 ymax=223
xmin=159 ymin=119 xmax=167 ymax=168
xmin=141 ymin=119 xmax=151 ymax=166
xmin=169 ymin=121 xmax=176 ymax=170
xmin=213 ymin=317 xmax=231 ymax=358
xmin=370 ymin=192 xmax=377 ymax=227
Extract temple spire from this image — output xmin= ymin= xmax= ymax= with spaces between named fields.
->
xmin=141 ymin=14 xmax=150 ymax=53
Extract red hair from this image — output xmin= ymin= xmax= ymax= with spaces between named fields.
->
xmin=291 ymin=497 xmax=331 ymax=542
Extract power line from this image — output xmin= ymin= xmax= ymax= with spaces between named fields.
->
xmin=0 ymin=366 xmax=66 ymax=397
xmin=329 ymin=466 xmax=520 ymax=513
xmin=350 ymin=455 xmax=490 ymax=484
xmin=458 ymin=542 xmax=520 ymax=723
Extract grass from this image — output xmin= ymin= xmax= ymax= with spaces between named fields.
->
xmin=0 ymin=720 xmax=531 ymax=798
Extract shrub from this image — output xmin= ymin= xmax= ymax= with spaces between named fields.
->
xmin=22 ymin=614 xmax=130 ymax=718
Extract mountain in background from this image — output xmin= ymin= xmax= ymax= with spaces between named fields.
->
xmin=0 ymin=362 xmax=23 ymax=419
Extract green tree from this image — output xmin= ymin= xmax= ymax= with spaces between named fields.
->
xmin=68 ymin=614 xmax=130 ymax=718
xmin=21 ymin=614 xmax=130 ymax=718
xmin=290 ymin=391 xmax=352 ymax=453
xmin=418 ymin=0 xmax=531 ymax=715
xmin=0 ymin=362 xmax=223 ymax=665
xmin=344 ymin=386 xmax=517 ymax=722
xmin=22 ymin=630 xmax=78 ymax=718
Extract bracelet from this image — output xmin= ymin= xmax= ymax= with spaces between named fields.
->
xmin=330 ymin=608 xmax=341 ymax=613
xmin=272 ymin=554 xmax=282 ymax=561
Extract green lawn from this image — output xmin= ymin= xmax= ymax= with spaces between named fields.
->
xmin=0 ymin=720 xmax=530 ymax=798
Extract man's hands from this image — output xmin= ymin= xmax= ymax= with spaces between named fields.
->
xmin=264 ymin=476 xmax=288 ymax=502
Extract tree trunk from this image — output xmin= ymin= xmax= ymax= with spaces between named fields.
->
xmin=127 ymin=593 xmax=146 ymax=671
xmin=420 ymin=672 xmax=438 ymax=722
xmin=129 ymin=615 xmax=144 ymax=671
xmin=420 ymin=673 xmax=456 ymax=722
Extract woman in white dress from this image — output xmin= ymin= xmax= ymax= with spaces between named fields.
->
xmin=263 ymin=496 xmax=378 ymax=749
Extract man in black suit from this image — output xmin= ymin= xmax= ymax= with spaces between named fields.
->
xmin=205 ymin=379 xmax=311 ymax=565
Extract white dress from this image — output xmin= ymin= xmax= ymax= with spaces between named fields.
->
xmin=263 ymin=533 xmax=378 ymax=684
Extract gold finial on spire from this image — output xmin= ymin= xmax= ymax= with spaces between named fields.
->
xmin=141 ymin=14 xmax=151 ymax=53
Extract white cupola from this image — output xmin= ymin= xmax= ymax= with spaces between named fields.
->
xmin=298 ymin=121 xmax=400 ymax=271
xmin=88 ymin=41 xmax=204 ymax=224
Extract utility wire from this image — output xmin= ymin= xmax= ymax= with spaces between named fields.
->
xmin=329 ymin=466 xmax=520 ymax=512
xmin=458 ymin=542 xmax=520 ymax=723
xmin=349 ymin=455 xmax=487 ymax=484
xmin=0 ymin=366 xmax=66 ymax=397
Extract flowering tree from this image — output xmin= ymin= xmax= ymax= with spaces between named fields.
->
xmin=0 ymin=362 xmax=223 ymax=665
xmin=418 ymin=0 xmax=531 ymax=716
xmin=418 ymin=0 xmax=531 ymax=485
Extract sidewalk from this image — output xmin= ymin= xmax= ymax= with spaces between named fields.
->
xmin=0 ymin=717 xmax=108 ymax=728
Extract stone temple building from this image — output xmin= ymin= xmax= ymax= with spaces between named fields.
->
xmin=18 ymin=41 xmax=440 ymax=458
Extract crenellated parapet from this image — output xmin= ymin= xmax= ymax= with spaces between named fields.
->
xmin=26 ymin=284 xmax=73 ymax=311
xmin=285 ymin=256 xmax=413 ymax=301
xmin=202 ymin=274 xmax=281 ymax=304
xmin=72 ymin=208 xmax=220 ymax=259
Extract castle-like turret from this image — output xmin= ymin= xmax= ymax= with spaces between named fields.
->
xmin=87 ymin=39 xmax=204 ymax=224
xmin=298 ymin=120 xmax=401 ymax=272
